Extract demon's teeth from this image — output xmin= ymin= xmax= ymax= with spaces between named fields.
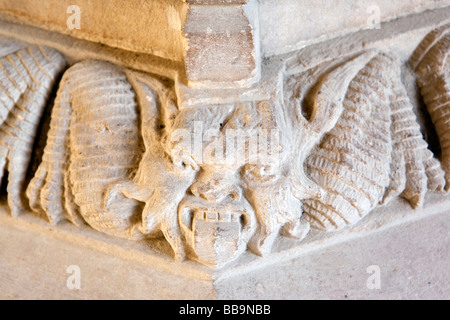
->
xmin=192 ymin=210 xmax=242 ymax=223
xmin=207 ymin=211 xmax=219 ymax=221
xmin=219 ymin=212 xmax=231 ymax=222
xmin=194 ymin=211 xmax=206 ymax=220
xmin=230 ymin=213 xmax=240 ymax=223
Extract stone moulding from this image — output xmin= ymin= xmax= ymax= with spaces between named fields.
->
xmin=0 ymin=15 xmax=449 ymax=270
xmin=0 ymin=0 xmax=260 ymax=88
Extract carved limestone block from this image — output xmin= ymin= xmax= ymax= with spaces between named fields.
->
xmin=18 ymin=48 xmax=446 ymax=267
xmin=0 ymin=35 xmax=446 ymax=269
xmin=0 ymin=0 xmax=188 ymax=63
xmin=25 ymin=52 xmax=388 ymax=267
xmin=411 ymin=23 xmax=450 ymax=190
xmin=0 ymin=2 xmax=448 ymax=300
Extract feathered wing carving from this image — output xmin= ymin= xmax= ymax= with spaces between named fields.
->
xmin=302 ymin=52 xmax=445 ymax=231
xmin=0 ymin=45 xmax=65 ymax=217
xmin=26 ymin=61 xmax=150 ymax=240
xmin=387 ymin=68 xmax=445 ymax=206
xmin=411 ymin=23 xmax=450 ymax=190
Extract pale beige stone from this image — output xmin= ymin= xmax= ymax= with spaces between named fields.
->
xmin=9 ymin=43 xmax=448 ymax=268
xmin=183 ymin=1 xmax=260 ymax=88
xmin=0 ymin=19 xmax=183 ymax=82
xmin=259 ymin=0 xmax=450 ymax=57
xmin=24 ymin=48 xmax=434 ymax=267
xmin=0 ymin=0 xmax=188 ymax=62
xmin=0 ymin=0 xmax=448 ymax=300
xmin=0 ymin=0 xmax=260 ymax=87
xmin=0 ymin=194 xmax=448 ymax=299
xmin=3 ymin=0 xmax=449 ymax=88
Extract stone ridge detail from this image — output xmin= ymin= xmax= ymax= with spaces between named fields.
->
xmin=0 ymin=25 xmax=449 ymax=268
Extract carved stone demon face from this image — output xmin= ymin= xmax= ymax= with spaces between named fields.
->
xmin=159 ymin=100 xmax=303 ymax=267
xmin=106 ymin=54 xmax=369 ymax=267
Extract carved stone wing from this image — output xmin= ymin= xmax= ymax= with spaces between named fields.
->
xmin=411 ymin=23 xmax=450 ymax=191
xmin=26 ymin=61 xmax=151 ymax=240
xmin=301 ymin=52 xmax=445 ymax=231
xmin=0 ymin=45 xmax=65 ymax=217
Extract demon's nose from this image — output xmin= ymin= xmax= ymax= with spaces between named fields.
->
xmin=189 ymin=166 xmax=242 ymax=202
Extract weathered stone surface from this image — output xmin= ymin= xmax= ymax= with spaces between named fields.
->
xmin=0 ymin=195 xmax=448 ymax=299
xmin=0 ymin=0 xmax=188 ymax=61
xmin=259 ymin=0 xmax=450 ymax=56
xmin=0 ymin=0 xmax=449 ymax=301
xmin=1 ymin=0 xmax=450 ymax=87
xmin=0 ymin=7 xmax=450 ymax=269
xmin=183 ymin=2 xmax=259 ymax=87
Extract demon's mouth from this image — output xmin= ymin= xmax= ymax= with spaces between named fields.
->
xmin=178 ymin=196 xmax=256 ymax=267
xmin=181 ymin=208 xmax=246 ymax=230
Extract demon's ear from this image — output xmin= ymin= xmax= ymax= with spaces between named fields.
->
xmin=287 ymin=51 xmax=379 ymax=202
xmin=303 ymin=50 xmax=378 ymax=135
xmin=126 ymin=71 xmax=161 ymax=142
xmin=126 ymin=71 xmax=181 ymax=159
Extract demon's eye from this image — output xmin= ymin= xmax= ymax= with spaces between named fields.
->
xmin=242 ymin=164 xmax=279 ymax=184
xmin=170 ymin=148 xmax=199 ymax=172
